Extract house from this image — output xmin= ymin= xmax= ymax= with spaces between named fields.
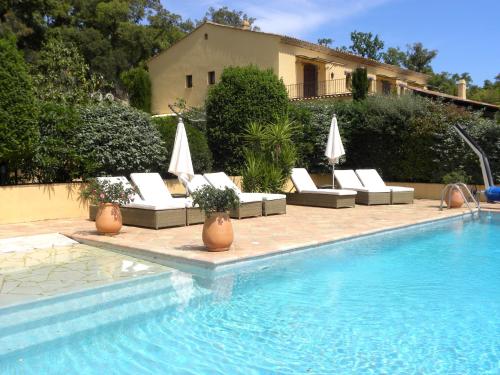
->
xmin=147 ymin=22 xmax=494 ymax=115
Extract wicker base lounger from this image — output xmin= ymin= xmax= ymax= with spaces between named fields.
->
xmin=263 ymin=198 xmax=287 ymax=215
xmin=186 ymin=207 xmax=205 ymax=225
xmin=89 ymin=205 xmax=187 ymax=229
xmin=230 ymin=201 xmax=262 ymax=219
xmin=355 ymin=191 xmax=391 ymax=205
xmin=286 ymin=192 xmax=355 ymax=208
xmin=390 ymin=190 xmax=414 ymax=204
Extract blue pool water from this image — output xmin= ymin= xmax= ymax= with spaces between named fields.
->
xmin=0 ymin=213 xmax=499 ymax=374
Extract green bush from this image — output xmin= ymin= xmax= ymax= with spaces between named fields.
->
xmin=120 ymin=67 xmax=152 ymax=113
xmin=28 ymin=101 xmax=88 ymax=183
xmin=205 ymin=65 xmax=289 ymax=174
xmin=0 ymin=36 xmax=39 ymax=184
xmin=291 ymin=95 xmax=500 ymax=184
xmin=76 ymin=102 xmax=165 ymax=177
xmin=351 ymin=67 xmax=369 ymax=101
xmin=153 ymin=116 xmax=213 ymax=176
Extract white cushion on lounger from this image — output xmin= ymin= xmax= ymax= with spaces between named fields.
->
xmin=185 ymin=174 xmax=210 ymax=194
xmin=301 ymin=189 xmax=357 ymax=196
xmin=130 ymin=173 xmax=172 ymax=203
xmin=204 ymin=172 xmax=264 ymax=203
xmin=291 ymin=168 xmax=318 ymax=192
xmin=355 ymin=169 xmax=414 ymax=192
xmin=335 ymin=170 xmax=391 ymax=193
xmin=127 ymin=198 xmax=188 ymax=210
xmin=246 ymin=193 xmax=286 ymax=200
xmin=96 ymin=176 xmax=143 ymax=204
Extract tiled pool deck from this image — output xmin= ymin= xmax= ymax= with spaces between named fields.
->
xmin=2 ymin=200 xmax=495 ymax=273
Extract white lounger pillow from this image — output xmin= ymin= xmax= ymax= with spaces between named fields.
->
xmin=355 ymin=169 xmax=414 ymax=192
xmin=130 ymin=173 xmax=191 ymax=209
xmin=203 ymin=172 xmax=285 ymax=201
xmin=291 ymin=168 xmax=356 ymax=196
xmin=334 ymin=170 xmax=390 ymax=193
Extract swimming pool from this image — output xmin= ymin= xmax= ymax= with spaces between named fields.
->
xmin=1 ymin=213 xmax=498 ymax=374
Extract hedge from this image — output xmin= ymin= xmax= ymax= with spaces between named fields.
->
xmin=76 ymin=102 xmax=165 ymax=177
xmin=153 ymin=116 xmax=213 ymax=177
xmin=205 ymin=65 xmax=289 ymax=174
xmin=291 ymin=95 xmax=500 ymax=184
xmin=0 ymin=37 xmax=39 ymax=183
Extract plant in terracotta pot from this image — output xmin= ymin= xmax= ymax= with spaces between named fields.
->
xmin=442 ymin=171 xmax=470 ymax=208
xmin=81 ymin=179 xmax=137 ymax=234
xmin=191 ymin=185 xmax=240 ymax=251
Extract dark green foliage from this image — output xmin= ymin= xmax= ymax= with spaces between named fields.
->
xmin=347 ymin=31 xmax=384 ymax=60
xmin=241 ymin=117 xmax=298 ymax=193
xmin=290 ymin=95 xmax=500 ymax=184
xmin=76 ymin=102 xmax=165 ymax=177
xmin=205 ymin=66 xmax=289 ymax=174
xmin=191 ymin=185 xmax=240 ymax=214
xmin=0 ymin=36 xmax=39 ymax=183
xmin=198 ymin=6 xmax=259 ymax=30
xmin=404 ymin=43 xmax=437 ymax=74
xmin=153 ymin=116 xmax=213 ymax=176
xmin=29 ymin=101 xmax=88 ymax=183
xmin=121 ymin=67 xmax=152 ymax=113
xmin=351 ymin=68 xmax=369 ymax=101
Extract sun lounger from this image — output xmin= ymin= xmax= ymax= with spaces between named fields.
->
xmin=286 ymin=168 xmax=357 ymax=208
xmin=130 ymin=173 xmax=205 ymax=226
xmin=88 ymin=176 xmax=191 ymax=229
xmin=203 ymin=172 xmax=283 ymax=218
xmin=355 ymin=169 xmax=414 ymax=204
xmin=334 ymin=170 xmax=391 ymax=205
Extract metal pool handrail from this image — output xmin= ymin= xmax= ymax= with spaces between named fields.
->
xmin=439 ymin=183 xmax=480 ymax=213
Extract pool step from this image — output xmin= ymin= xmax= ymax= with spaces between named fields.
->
xmin=0 ymin=271 xmax=211 ymax=357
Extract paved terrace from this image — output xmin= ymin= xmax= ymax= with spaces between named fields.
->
xmin=2 ymin=200 xmax=496 ymax=272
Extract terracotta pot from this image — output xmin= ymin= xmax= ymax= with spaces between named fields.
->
xmin=445 ymin=189 xmax=464 ymax=208
xmin=95 ymin=203 xmax=122 ymax=234
xmin=202 ymin=212 xmax=233 ymax=251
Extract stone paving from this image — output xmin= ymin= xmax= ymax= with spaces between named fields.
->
xmin=0 ymin=243 xmax=168 ymax=307
xmin=1 ymin=200 xmax=491 ymax=273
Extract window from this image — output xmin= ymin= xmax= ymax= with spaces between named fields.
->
xmin=204 ymin=33 xmax=208 ymax=40
xmin=186 ymin=75 xmax=193 ymax=88
xmin=208 ymin=71 xmax=216 ymax=85
xmin=382 ymin=80 xmax=392 ymax=95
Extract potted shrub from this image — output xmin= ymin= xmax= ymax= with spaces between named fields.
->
xmin=442 ymin=171 xmax=469 ymax=208
xmin=81 ymin=179 xmax=137 ymax=234
xmin=191 ymin=185 xmax=240 ymax=251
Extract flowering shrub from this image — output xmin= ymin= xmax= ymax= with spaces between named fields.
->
xmin=191 ymin=185 xmax=240 ymax=214
xmin=81 ymin=179 xmax=137 ymax=205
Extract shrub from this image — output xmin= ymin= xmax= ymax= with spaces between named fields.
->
xmin=0 ymin=36 xmax=39 ymax=184
xmin=120 ymin=67 xmax=152 ymax=113
xmin=28 ymin=101 xmax=88 ymax=183
xmin=153 ymin=116 xmax=213 ymax=176
xmin=241 ymin=117 xmax=298 ymax=193
xmin=351 ymin=67 xmax=369 ymax=101
xmin=191 ymin=185 xmax=240 ymax=214
xmin=290 ymin=95 xmax=500 ymax=184
xmin=205 ymin=65 xmax=289 ymax=174
xmin=31 ymin=38 xmax=100 ymax=105
xmin=76 ymin=102 xmax=165 ymax=177
xmin=81 ymin=179 xmax=137 ymax=205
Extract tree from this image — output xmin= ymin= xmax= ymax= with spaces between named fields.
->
xmin=317 ymin=38 xmax=333 ymax=47
xmin=205 ymin=66 xmax=289 ymax=174
xmin=404 ymin=42 xmax=437 ymax=73
xmin=347 ymin=31 xmax=384 ymax=60
xmin=31 ymin=38 xmax=100 ymax=104
xmin=382 ymin=47 xmax=406 ymax=67
xmin=198 ymin=6 xmax=259 ymax=30
xmin=120 ymin=67 xmax=152 ymax=113
xmin=468 ymin=73 xmax=500 ymax=105
xmin=0 ymin=36 xmax=39 ymax=184
xmin=351 ymin=67 xmax=370 ymax=101
xmin=427 ymin=71 xmax=472 ymax=95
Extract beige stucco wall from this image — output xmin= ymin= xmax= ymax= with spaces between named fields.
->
xmin=148 ymin=23 xmax=281 ymax=115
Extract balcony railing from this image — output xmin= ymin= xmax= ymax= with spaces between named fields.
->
xmin=286 ymin=79 xmax=351 ymax=100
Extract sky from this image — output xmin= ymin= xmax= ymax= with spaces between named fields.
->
xmin=162 ymin=0 xmax=499 ymax=85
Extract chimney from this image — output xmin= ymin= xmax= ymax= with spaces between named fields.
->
xmin=457 ymin=79 xmax=467 ymax=99
xmin=242 ymin=20 xmax=250 ymax=30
